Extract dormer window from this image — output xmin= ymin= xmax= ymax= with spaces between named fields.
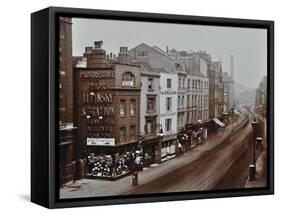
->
xmin=122 ymin=72 xmax=135 ymax=87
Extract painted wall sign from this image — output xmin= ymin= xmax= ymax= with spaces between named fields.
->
xmin=80 ymin=71 xmax=114 ymax=79
xmin=80 ymin=71 xmax=116 ymax=138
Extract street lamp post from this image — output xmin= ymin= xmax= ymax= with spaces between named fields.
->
xmin=156 ymin=124 xmax=164 ymax=162
xmin=132 ymin=136 xmax=144 ymax=186
xmin=231 ymin=108 xmax=235 ymax=130
xmin=197 ymin=119 xmax=202 ymax=142
xmin=249 ymin=117 xmax=258 ymax=181
xmin=256 ymin=137 xmax=263 ymax=150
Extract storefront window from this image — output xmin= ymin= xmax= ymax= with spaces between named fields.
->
xmin=161 ymin=141 xmax=176 ymax=161
xmin=87 ymin=152 xmax=131 ymax=178
xmin=161 ymin=144 xmax=167 ymax=159
xmin=143 ymin=145 xmax=154 ymax=163
xmin=169 ymin=143 xmax=176 ymax=155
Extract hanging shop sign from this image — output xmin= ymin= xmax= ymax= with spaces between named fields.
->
xmin=87 ymin=138 xmax=115 ymax=146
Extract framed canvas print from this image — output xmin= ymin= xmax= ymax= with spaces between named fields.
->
xmin=31 ymin=7 xmax=274 ymax=208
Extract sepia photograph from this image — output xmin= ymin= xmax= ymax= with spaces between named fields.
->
xmin=58 ymin=16 xmax=268 ymax=199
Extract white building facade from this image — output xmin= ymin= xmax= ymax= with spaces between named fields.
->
xmin=159 ymin=71 xmax=178 ymax=160
xmin=129 ymin=43 xmax=179 ymax=161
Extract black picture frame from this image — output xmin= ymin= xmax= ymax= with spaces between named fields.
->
xmin=31 ymin=6 xmax=274 ymax=208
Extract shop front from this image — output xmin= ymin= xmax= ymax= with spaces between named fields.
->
xmin=141 ymin=136 xmax=160 ymax=166
xmin=181 ymin=123 xmax=208 ymax=148
xmin=143 ymin=144 xmax=154 ymax=166
xmin=85 ymin=141 xmax=140 ymax=180
xmin=59 ymin=126 xmax=77 ymax=186
xmin=193 ymin=128 xmax=207 ymax=143
xmin=212 ymin=117 xmax=225 ymax=132
xmin=222 ymin=112 xmax=231 ymax=126
xmin=160 ymin=134 xmax=177 ymax=162
xmin=179 ymin=124 xmax=195 ymax=151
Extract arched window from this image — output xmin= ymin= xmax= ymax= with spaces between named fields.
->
xmin=122 ymin=72 xmax=135 ymax=87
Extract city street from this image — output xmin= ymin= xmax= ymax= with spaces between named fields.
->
xmin=125 ymin=113 xmax=253 ymax=194
xmin=53 ymin=16 xmax=271 ymax=201
xmin=60 ymin=111 xmax=266 ymax=199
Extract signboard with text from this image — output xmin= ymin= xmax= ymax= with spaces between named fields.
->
xmin=87 ymin=138 xmax=115 ymax=146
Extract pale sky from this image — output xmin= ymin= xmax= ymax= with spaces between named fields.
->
xmin=72 ymin=17 xmax=267 ymax=88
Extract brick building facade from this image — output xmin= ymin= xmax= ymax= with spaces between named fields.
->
xmin=73 ymin=42 xmax=142 ymax=179
xmin=59 ymin=17 xmax=77 ymax=186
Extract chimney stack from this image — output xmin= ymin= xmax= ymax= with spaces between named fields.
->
xmin=85 ymin=46 xmax=93 ymax=53
xmin=86 ymin=40 xmax=107 ymax=68
xmin=118 ymin=46 xmax=129 ymax=64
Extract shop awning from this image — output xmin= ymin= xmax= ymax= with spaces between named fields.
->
xmin=212 ymin=118 xmax=225 ymax=127
xmin=234 ymin=109 xmax=240 ymax=115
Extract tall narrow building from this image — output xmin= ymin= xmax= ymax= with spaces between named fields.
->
xmin=59 ymin=17 xmax=76 ymax=186
xmin=129 ymin=43 xmax=179 ymax=162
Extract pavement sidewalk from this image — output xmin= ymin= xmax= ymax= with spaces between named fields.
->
xmin=60 ymin=116 xmax=246 ymax=199
xmin=244 ymin=115 xmax=267 ymax=188
xmin=244 ymin=150 xmax=267 ymax=188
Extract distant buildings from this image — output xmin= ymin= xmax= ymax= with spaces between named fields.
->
xmin=208 ymin=60 xmax=224 ymax=118
xmin=177 ymin=53 xmax=209 ymax=125
xmin=229 ymin=55 xmax=235 ymax=110
xmin=223 ymin=72 xmax=231 ymax=112
xmin=255 ymin=76 xmax=267 ymax=116
xmin=176 ymin=52 xmax=209 ymax=149
xmin=222 ymin=55 xmax=235 ymax=114
xmin=185 ymin=51 xmax=225 ymax=131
